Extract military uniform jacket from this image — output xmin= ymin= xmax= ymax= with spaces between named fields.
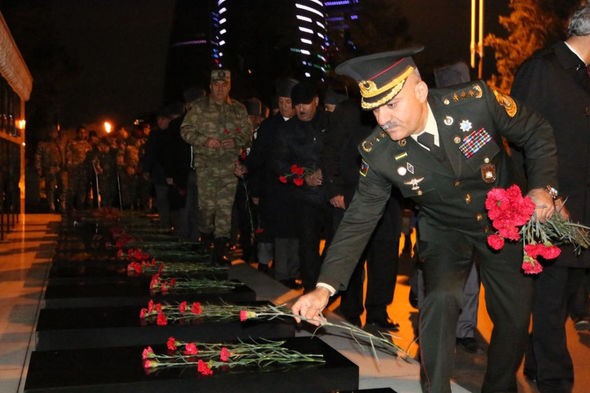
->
xmin=180 ymin=96 xmax=251 ymax=173
xmin=512 ymin=41 xmax=590 ymax=268
xmin=35 ymin=139 xmax=65 ymax=176
xmin=319 ymin=80 xmax=558 ymax=292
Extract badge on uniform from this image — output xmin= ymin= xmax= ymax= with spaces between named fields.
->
xmin=459 ymin=128 xmax=491 ymax=158
xmin=480 ymin=163 xmax=497 ymax=183
xmin=360 ymin=160 xmax=369 ymax=177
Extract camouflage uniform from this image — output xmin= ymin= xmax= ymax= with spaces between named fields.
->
xmin=34 ymin=134 xmax=67 ymax=211
xmin=118 ymin=137 xmax=141 ymax=209
xmin=181 ymin=95 xmax=251 ymax=240
xmin=66 ymin=136 xmax=92 ymax=209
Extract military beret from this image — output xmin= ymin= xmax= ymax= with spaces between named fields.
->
xmin=211 ymin=69 xmax=231 ymax=82
xmin=335 ymin=46 xmax=424 ymax=110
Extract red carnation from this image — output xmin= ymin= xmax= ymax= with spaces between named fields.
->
xmin=191 ymin=302 xmax=202 ymax=315
xmin=293 ymin=177 xmax=304 ymax=186
xmin=279 ymin=175 xmax=288 ymax=183
xmin=197 ymin=359 xmax=213 ymax=376
xmin=539 ymin=244 xmax=561 ymax=260
xmin=167 ymin=336 xmax=177 ymax=350
xmin=184 ymin=342 xmax=198 ymax=355
xmin=220 ymin=347 xmax=231 ymax=362
xmin=156 ymin=312 xmax=167 ymax=326
xmin=487 ymin=234 xmax=505 ymax=250
xmin=179 ymin=301 xmax=187 ymax=313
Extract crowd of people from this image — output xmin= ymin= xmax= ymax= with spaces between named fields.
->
xmin=31 ymin=3 xmax=590 ymax=392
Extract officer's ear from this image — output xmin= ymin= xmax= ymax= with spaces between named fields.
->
xmin=414 ymin=80 xmax=428 ymax=103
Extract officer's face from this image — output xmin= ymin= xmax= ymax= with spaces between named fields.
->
xmin=372 ymin=75 xmax=428 ymax=141
xmin=210 ymin=80 xmax=231 ymax=103
xmin=295 ymin=97 xmax=319 ymax=122
xmin=278 ymin=96 xmax=295 ymax=119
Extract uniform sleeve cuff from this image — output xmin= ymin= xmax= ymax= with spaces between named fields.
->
xmin=315 ymin=282 xmax=336 ymax=297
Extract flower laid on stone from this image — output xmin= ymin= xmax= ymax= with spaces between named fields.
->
xmin=142 ymin=337 xmax=325 ymax=376
xmin=127 ymin=259 xmax=226 ymax=277
xmin=140 ymin=300 xmax=290 ymax=326
xmin=485 ymin=185 xmax=590 ymax=274
xmin=239 ymin=305 xmax=415 ymax=363
xmin=148 ymin=273 xmax=241 ymax=294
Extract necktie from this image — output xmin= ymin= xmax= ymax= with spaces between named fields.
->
xmin=417 ymin=132 xmax=444 ymax=160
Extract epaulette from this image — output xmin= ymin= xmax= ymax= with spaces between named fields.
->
xmin=360 ymin=128 xmax=388 ymax=153
xmin=439 ymin=83 xmax=483 ymax=106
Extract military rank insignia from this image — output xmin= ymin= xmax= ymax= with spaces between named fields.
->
xmin=493 ymin=90 xmax=517 ymax=117
xmin=360 ymin=160 xmax=369 ymax=177
xmin=480 ymin=163 xmax=497 ymax=183
xmin=459 ymin=128 xmax=491 ymax=158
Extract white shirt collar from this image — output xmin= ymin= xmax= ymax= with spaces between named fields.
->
xmin=564 ymin=41 xmax=587 ymax=66
xmin=411 ymin=104 xmax=440 ymax=147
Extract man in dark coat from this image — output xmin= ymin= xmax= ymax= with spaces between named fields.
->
xmin=511 ymin=3 xmax=590 ymax=392
xmin=271 ymin=81 xmax=331 ymax=292
xmin=237 ymin=78 xmax=300 ymax=284
xmin=292 ymin=47 xmax=559 ymax=393
xmin=322 ymin=91 xmax=402 ymax=330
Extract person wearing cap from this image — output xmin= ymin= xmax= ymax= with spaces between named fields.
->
xmin=511 ymin=3 xmax=590 ymax=392
xmin=271 ymin=81 xmax=331 ymax=292
xmin=236 ymin=78 xmax=302 ymax=285
xmin=322 ymin=84 xmax=403 ymax=330
xmin=291 ymin=47 xmax=559 ymax=393
xmin=181 ymin=69 xmax=251 ymax=264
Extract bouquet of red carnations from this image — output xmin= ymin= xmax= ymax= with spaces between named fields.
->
xmin=485 ymin=185 xmax=590 ymax=274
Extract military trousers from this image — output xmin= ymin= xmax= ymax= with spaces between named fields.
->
xmin=418 ymin=220 xmax=532 ymax=393
xmin=196 ymin=168 xmax=237 ymax=239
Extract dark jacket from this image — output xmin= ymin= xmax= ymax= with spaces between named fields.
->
xmin=512 ymin=41 xmax=590 ymax=268
xmin=322 ymin=98 xmax=376 ymax=203
xmin=243 ymin=113 xmax=296 ymax=237
xmin=271 ymin=108 xmax=330 ymax=206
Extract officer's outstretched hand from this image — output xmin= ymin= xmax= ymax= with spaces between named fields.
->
xmin=527 ymin=187 xmax=555 ymax=223
xmin=291 ymin=287 xmax=331 ymax=326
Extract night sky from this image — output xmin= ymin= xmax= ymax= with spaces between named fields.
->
xmin=2 ymin=0 xmax=571 ymax=132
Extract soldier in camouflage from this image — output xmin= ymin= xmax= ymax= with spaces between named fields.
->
xmin=181 ymin=69 xmax=251 ymax=264
xmin=34 ymin=128 xmax=67 ymax=212
xmin=66 ymin=126 xmax=92 ymax=210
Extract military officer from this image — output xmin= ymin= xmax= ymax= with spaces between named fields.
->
xmin=292 ymin=47 xmax=559 ymax=393
xmin=181 ymin=69 xmax=252 ymax=264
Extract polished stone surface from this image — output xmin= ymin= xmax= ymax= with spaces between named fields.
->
xmin=35 ymin=301 xmax=295 ymax=350
xmin=25 ymin=337 xmax=358 ymax=393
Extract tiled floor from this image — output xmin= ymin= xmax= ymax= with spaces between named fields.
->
xmin=0 ymin=214 xmax=59 ymax=393
xmin=1 ymin=213 xmax=589 ymax=393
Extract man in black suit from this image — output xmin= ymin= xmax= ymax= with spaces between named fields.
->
xmin=292 ymin=47 xmax=559 ymax=393
xmin=511 ymin=3 xmax=590 ymax=392
xmin=322 ymin=88 xmax=402 ymax=330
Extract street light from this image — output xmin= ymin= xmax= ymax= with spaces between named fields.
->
xmin=470 ymin=0 xmax=484 ymax=79
xmin=103 ymin=121 xmax=113 ymax=134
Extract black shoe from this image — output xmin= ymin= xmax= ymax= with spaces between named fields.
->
xmin=456 ymin=337 xmax=479 ymax=353
xmin=365 ymin=318 xmax=400 ymax=332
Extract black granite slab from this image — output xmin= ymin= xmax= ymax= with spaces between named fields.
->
xmin=25 ymin=337 xmax=358 ymax=393
xmin=43 ymin=280 xmax=256 ymax=308
xmin=47 ymin=263 xmax=228 ymax=285
xmin=36 ymin=302 xmax=295 ymax=350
